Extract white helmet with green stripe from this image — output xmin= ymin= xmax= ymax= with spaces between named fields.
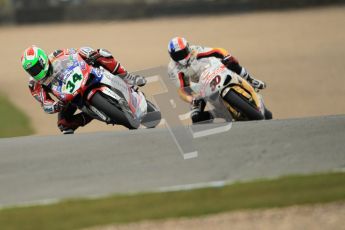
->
xmin=21 ymin=46 xmax=49 ymax=81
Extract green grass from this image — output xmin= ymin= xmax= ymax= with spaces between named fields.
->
xmin=0 ymin=172 xmax=344 ymax=230
xmin=0 ymin=94 xmax=34 ymax=137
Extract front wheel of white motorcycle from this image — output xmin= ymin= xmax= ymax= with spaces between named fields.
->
xmin=90 ymin=92 xmax=139 ymax=129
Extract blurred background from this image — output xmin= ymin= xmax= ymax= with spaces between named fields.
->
xmin=1 ymin=0 xmax=344 ymax=24
xmin=0 ymin=1 xmax=344 ymax=230
xmin=0 ymin=0 xmax=344 ymax=137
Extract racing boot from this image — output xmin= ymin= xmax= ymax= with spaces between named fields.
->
xmin=240 ymin=68 xmax=266 ymax=90
xmin=222 ymin=55 xmax=266 ymax=90
xmin=121 ymin=73 xmax=147 ymax=87
xmin=190 ymin=98 xmax=213 ymax=124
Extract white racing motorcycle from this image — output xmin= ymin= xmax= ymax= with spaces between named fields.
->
xmin=48 ymin=51 xmax=161 ymax=129
xmin=191 ymin=57 xmax=272 ymax=121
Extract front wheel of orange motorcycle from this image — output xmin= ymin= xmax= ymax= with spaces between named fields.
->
xmin=223 ymin=90 xmax=264 ymax=121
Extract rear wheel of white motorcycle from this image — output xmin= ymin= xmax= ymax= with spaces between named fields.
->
xmin=90 ymin=92 xmax=138 ymax=129
xmin=223 ymin=90 xmax=264 ymax=120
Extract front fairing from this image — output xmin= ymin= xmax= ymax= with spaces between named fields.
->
xmin=191 ymin=57 xmax=230 ymax=97
xmin=48 ymin=53 xmax=92 ymax=102
xmin=97 ymin=68 xmax=147 ymax=120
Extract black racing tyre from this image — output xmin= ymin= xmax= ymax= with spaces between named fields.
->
xmin=90 ymin=92 xmax=137 ymax=129
xmin=264 ymin=107 xmax=273 ymax=120
xmin=223 ymin=90 xmax=264 ymax=120
xmin=141 ymin=100 xmax=161 ymax=128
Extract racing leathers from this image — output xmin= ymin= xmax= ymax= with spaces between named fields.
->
xmin=168 ymin=45 xmax=266 ymax=123
xmin=28 ymin=47 xmax=146 ymax=134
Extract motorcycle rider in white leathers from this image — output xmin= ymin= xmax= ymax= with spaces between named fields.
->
xmin=167 ymin=37 xmax=267 ymax=123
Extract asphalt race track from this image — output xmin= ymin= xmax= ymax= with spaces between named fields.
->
xmin=1 ymin=115 xmax=345 ymax=207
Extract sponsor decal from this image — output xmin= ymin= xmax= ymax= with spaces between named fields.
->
xmin=80 ymin=60 xmax=86 ymax=70
xmin=90 ymin=106 xmax=107 ymax=121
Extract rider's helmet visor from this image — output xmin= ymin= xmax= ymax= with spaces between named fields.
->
xmin=26 ymin=59 xmax=44 ymax=77
xmin=171 ymin=47 xmax=190 ymax=62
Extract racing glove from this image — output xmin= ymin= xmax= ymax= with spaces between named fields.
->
xmin=85 ymin=48 xmax=115 ymax=66
xmin=85 ymin=51 xmax=101 ymax=66
xmin=43 ymin=101 xmax=64 ymax=114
